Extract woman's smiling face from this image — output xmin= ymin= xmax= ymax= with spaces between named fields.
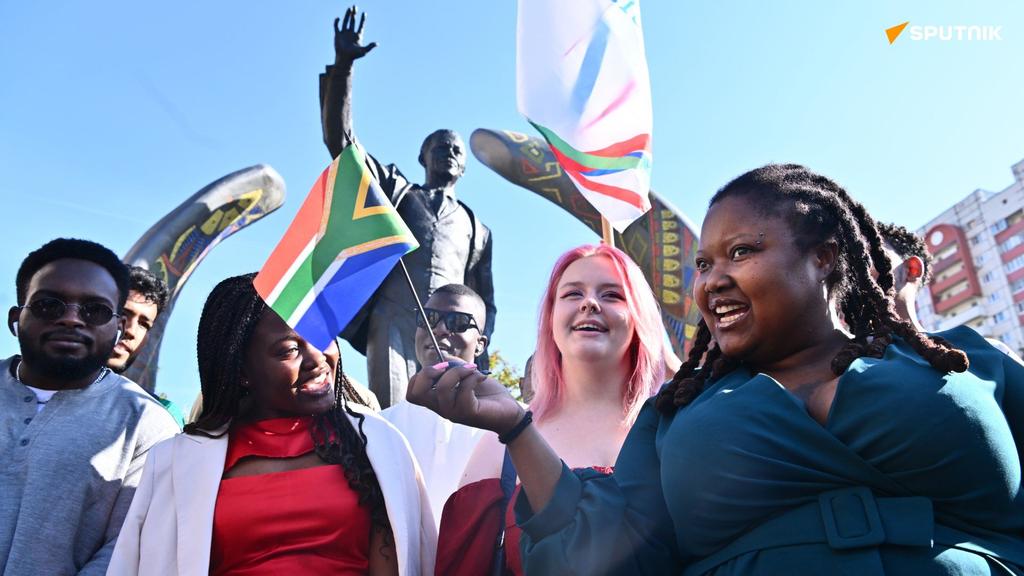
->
xmin=551 ymin=255 xmax=635 ymax=364
xmin=240 ymin=310 xmax=339 ymax=420
xmin=694 ymin=195 xmax=834 ymax=366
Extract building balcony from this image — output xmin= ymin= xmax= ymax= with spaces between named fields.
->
xmin=934 ymin=303 xmax=986 ymax=332
xmin=931 ymin=253 xmax=963 ymax=276
xmin=1009 ymin=268 xmax=1024 ymax=285
xmin=925 ymin=223 xmax=983 ymax=315
xmin=931 ymin=268 xmax=969 ymax=296
xmin=995 ymin=217 xmax=1024 ymax=245
xmin=1001 ymin=242 xmax=1024 ymax=263
xmin=934 ymin=286 xmax=981 ymax=315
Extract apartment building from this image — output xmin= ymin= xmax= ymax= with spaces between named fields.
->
xmin=916 ymin=158 xmax=1024 ymax=355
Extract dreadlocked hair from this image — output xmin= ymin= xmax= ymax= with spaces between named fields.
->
xmin=657 ymin=164 xmax=968 ymax=414
xmin=184 ymin=273 xmax=390 ymax=537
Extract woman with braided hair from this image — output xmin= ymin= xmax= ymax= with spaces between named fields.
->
xmin=108 ymin=274 xmax=435 ymax=575
xmin=408 ymin=164 xmax=1024 ymax=574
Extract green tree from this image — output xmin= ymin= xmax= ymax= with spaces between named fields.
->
xmin=489 ymin=349 xmax=523 ymax=402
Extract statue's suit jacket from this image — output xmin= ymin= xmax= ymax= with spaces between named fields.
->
xmin=319 ymin=65 xmax=496 ymax=363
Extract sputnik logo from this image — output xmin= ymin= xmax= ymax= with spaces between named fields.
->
xmin=886 ymin=21 xmax=1002 ymax=44
xmin=886 ymin=21 xmax=909 ymax=44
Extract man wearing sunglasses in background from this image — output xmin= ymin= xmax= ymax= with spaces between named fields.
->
xmin=1 ymin=238 xmax=178 ymax=576
xmin=382 ymin=283 xmax=491 ymax=527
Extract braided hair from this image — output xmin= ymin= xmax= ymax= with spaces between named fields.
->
xmin=184 ymin=274 xmax=390 ymax=536
xmin=657 ymin=164 xmax=968 ymax=413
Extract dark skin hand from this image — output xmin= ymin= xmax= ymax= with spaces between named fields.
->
xmin=334 ymin=6 xmax=376 ymax=65
xmin=407 ymin=362 xmax=564 ymax=513
xmin=407 ymin=362 xmax=521 ymax=433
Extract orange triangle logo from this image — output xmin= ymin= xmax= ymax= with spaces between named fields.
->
xmin=886 ymin=21 xmax=909 ymax=44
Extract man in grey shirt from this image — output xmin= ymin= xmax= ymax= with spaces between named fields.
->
xmin=1 ymin=238 xmax=178 ymax=575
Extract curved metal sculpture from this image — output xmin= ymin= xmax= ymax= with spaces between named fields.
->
xmin=470 ymin=128 xmax=701 ymax=357
xmin=121 ymin=164 xmax=287 ymax=391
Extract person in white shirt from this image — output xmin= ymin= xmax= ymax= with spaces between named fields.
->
xmin=382 ymin=284 xmax=490 ymax=527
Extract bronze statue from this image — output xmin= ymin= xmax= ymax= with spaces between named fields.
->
xmin=320 ymin=7 xmax=495 ymax=408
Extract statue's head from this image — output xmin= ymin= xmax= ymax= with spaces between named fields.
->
xmin=419 ymin=129 xmax=466 ymax=186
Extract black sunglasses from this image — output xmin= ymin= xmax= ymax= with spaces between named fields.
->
xmin=415 ymin=308 xmax=480 ymax=334
xmin=21 ymin=297 xmax=119 ymax=326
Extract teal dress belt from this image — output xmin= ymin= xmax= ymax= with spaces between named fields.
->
xmin=684 ymin=487 xmax=1024 ymax=575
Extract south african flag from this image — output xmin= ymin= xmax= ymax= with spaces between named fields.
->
xmin=254 ymin=144 xmax=418 ymax=350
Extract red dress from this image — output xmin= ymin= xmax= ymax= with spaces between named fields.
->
xmin=210 ymin=417 xmax=372 ymax=575
xmin=436 ymin=466 xmax=613 ymax=576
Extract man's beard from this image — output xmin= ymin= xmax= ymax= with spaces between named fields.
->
xmin=108 ymin=352 xmax=134 ymax=374
xmin=19 ymin=332 xmax=114 ymax=382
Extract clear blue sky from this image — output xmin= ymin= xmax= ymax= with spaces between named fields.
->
xmin=2 ymin=1 xmax=1022 ymax=408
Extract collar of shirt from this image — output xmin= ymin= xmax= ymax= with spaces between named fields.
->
xmin=425 ymin=187 xmax=456 ymax=201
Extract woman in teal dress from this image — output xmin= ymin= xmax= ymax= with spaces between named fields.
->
xmin=408 ymin=164 xmax=1023 ymax=574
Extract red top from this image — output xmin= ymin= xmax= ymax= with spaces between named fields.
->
xmin=210 ymin=417 xmax=372 ymax=576
xmin=436 ymin=466 xmax=613 ymax=576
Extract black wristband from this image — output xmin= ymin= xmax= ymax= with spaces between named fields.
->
xmin=498 ymin=410 xmax=533 ymax=445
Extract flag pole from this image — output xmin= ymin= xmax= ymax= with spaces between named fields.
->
xmin=601 ymin=216 xmax=615 ymax=248
xmin=398 ymin=257 xmax=447 ymax=362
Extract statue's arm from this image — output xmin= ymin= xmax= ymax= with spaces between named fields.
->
xmin=320 ymin=7 xmax=376 ymax=160
xmin=477 ymin=228 xmax=497 ymax=344
xmin=320 ymin=63 xmax=352 ymax=159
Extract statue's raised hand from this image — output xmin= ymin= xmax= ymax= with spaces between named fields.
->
xmin=333 ymin=6 xmax=377 ymax=64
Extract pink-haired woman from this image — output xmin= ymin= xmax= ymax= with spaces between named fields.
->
xmin=434 ymin=244 xmax=671 ymax=576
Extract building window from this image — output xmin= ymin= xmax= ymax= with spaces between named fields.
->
xmin=1000 ymin=333 xmax=1015 ymax=345
xmin=995 ymin=310 xmax=1009 ymax=323
xmin=1007 ymin=255 xmax=1024 ymax=274
xmin=936 ymin=262 xmax=965 ymax=284
xmin=1000 ymin=233 xmax=1024 ymax=253
xmin=939 ymin=281 xmax=970 ymax=300
xmin=1015 ymin=301 xmax=1024 ymax=314
xmin=989 ymin=291 xmax=1002 ymax=303
xmin=975 ymin=253 xmax=987 ymax=266
xmin=1011 ymin=278 xmax=1024 ymax=294
xmin=1008 ymin=209 xmax=1024 ymax=227
xmin=967 ymin=218 xmax=978 ymax=229
xmin=934 ymin=244 xmax=957 ymax=261
xmin=991 ymin=220 xmax=1009 ymax=234
xmin=983 ymin=271 xmax=995 ymax=283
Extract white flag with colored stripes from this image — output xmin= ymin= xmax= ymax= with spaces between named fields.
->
xmin=517 ymin=0 xmax=653 ymax=232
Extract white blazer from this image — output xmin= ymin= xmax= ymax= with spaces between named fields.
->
xmin=107 ymin=403 xmax=436 ymax=575
xmin=381 ymin=401 xmax=486 ymax=528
